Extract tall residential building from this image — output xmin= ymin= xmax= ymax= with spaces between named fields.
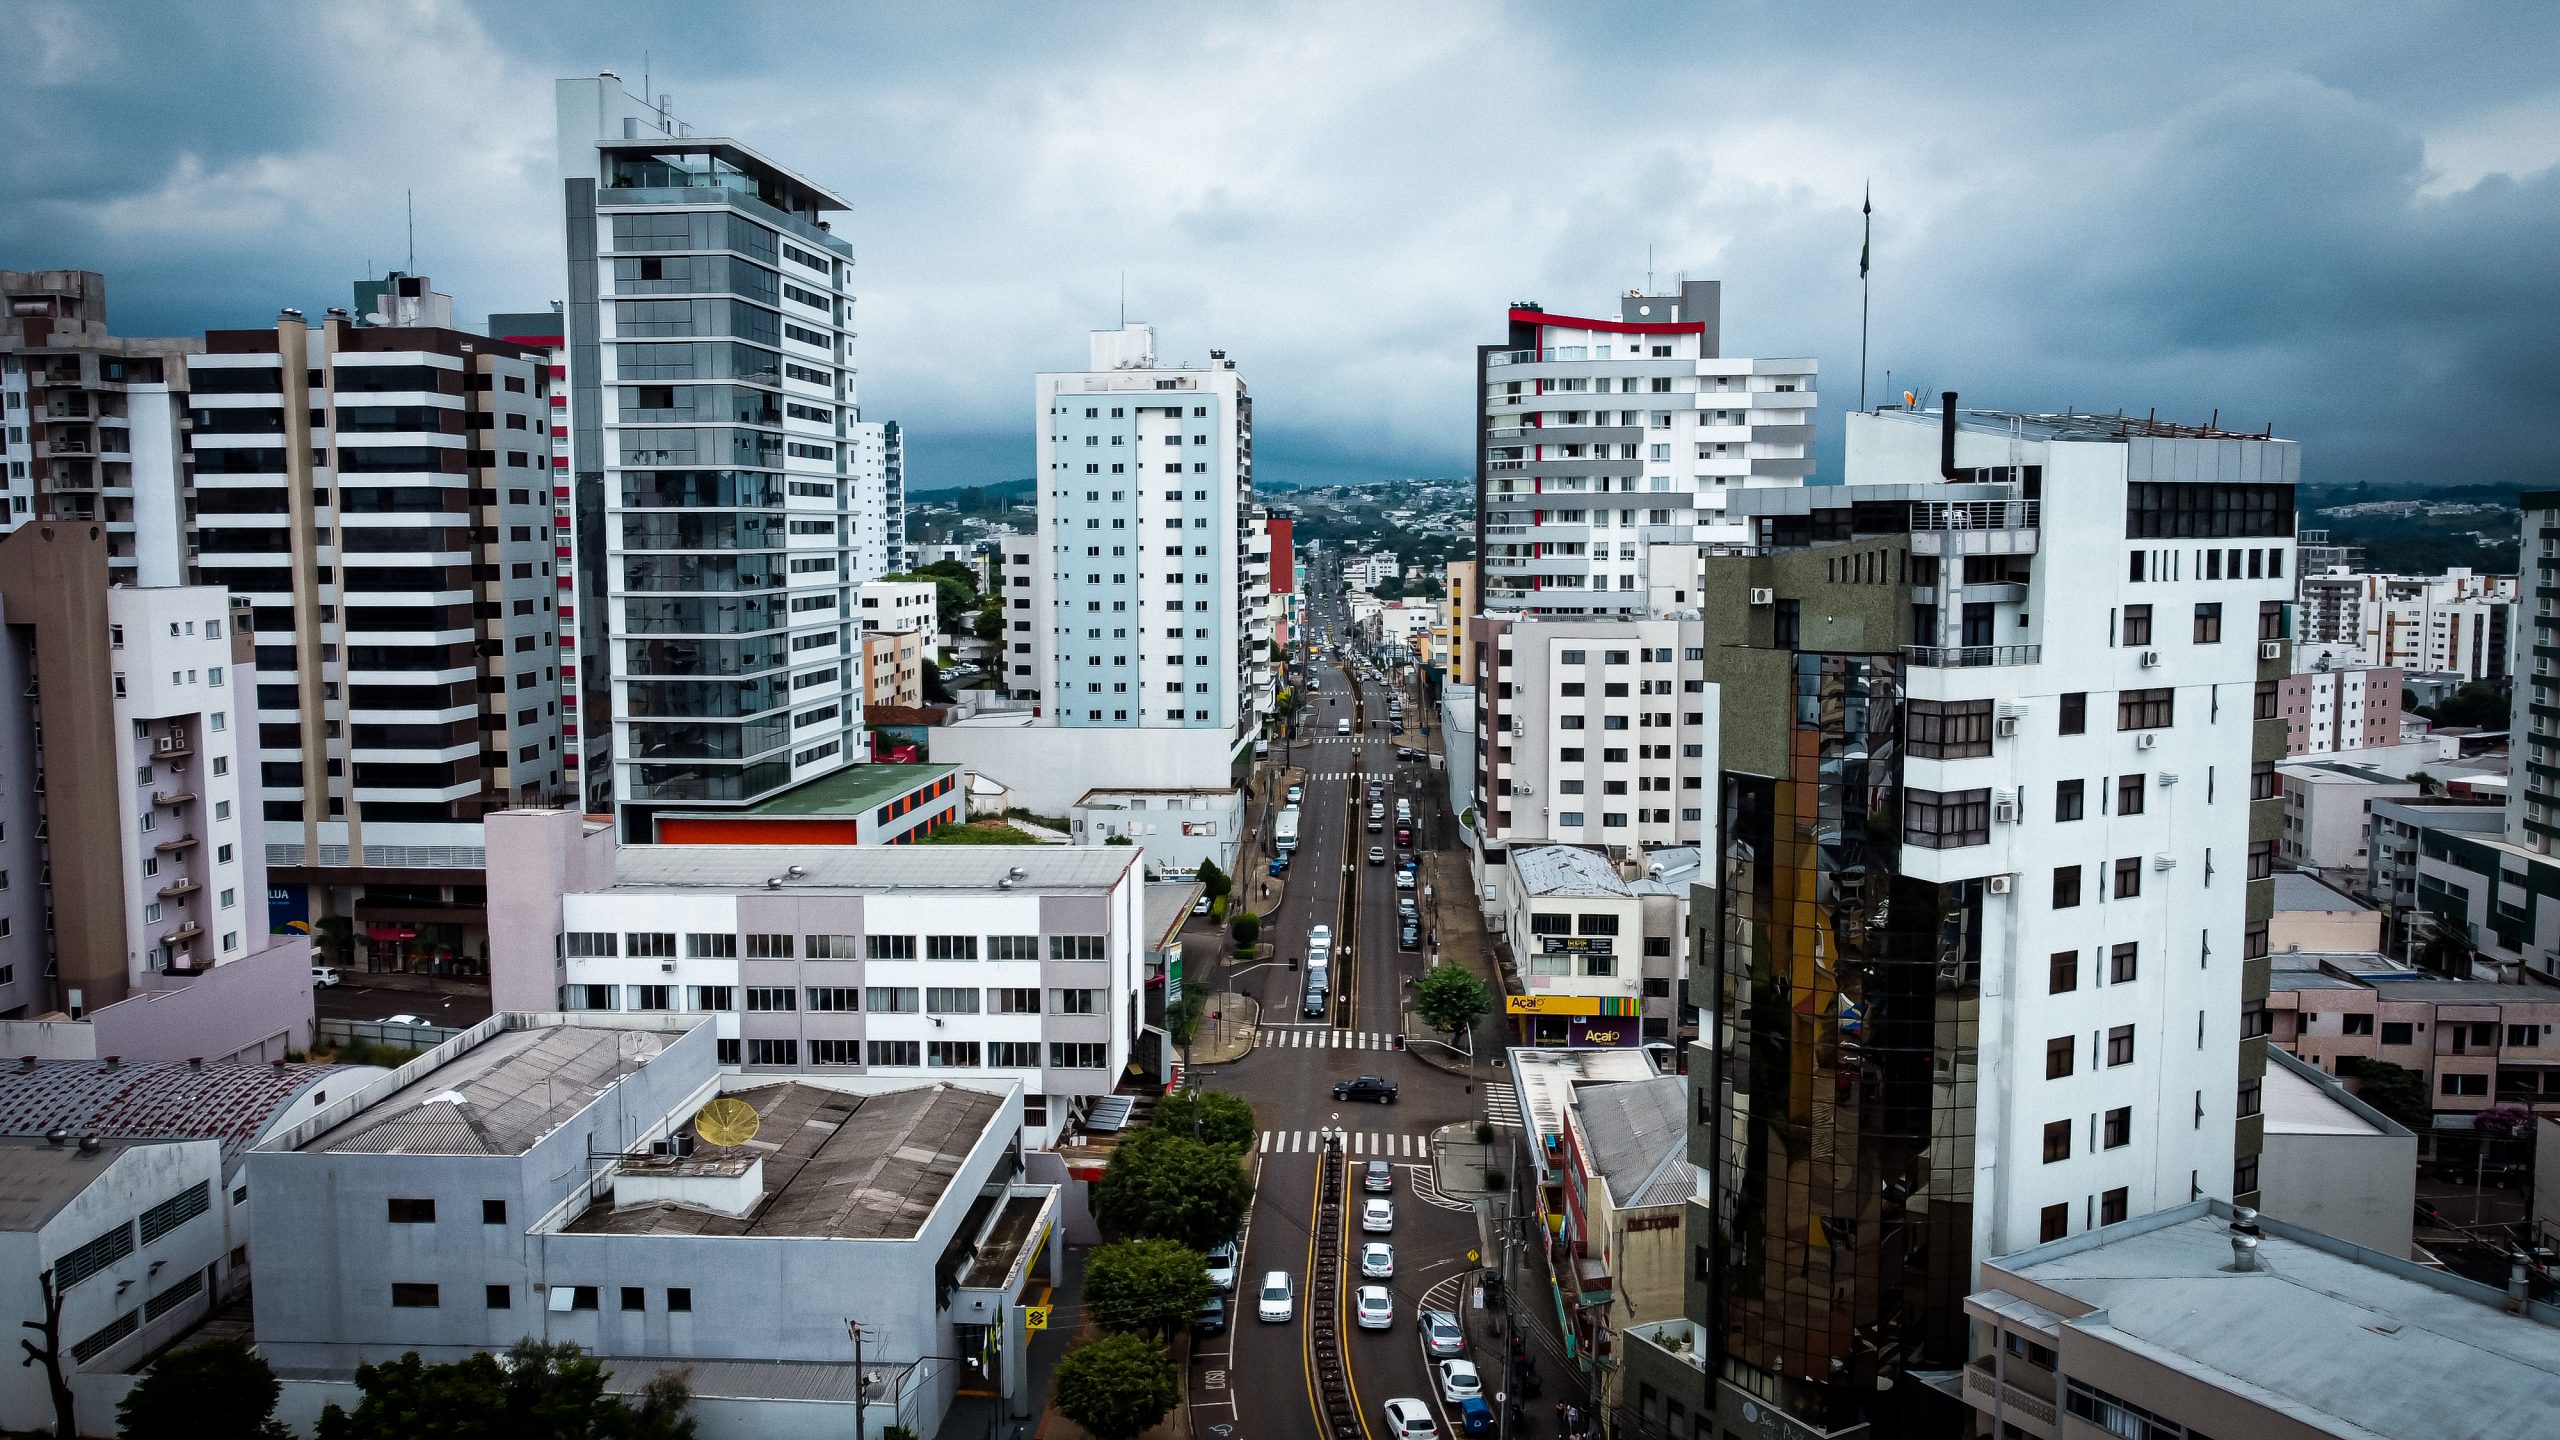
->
xmin=2276 ymin=658 xmax=2403 ymax=754
xmin=188 ymin=279 xmax=564 ymax=969
xmin=1476 ymin=282 xmax=1814 ymax=618
xmin=1467 ymin=615 xmax=1712 ymax=853
xmin=1651 ymin=403 xmax=2295 ymax=1439
xmin=2296 ymin=566 xmax=2514 ymax=681
xmin=882 ymin=417 xmax=907 ymax=572
xmin=556 ymin=76 xmax=868 ymax=840
xmin=1023 ymin=323 xmax=1254 ymax=734
xmin=0 ymin=269 xmax=196 ymax=582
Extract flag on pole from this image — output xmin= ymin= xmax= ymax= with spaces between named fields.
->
xmin=1859 ymin=185 xmax=1871 ymax=279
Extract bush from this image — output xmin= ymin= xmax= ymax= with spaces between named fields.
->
xmin=1230 ymin=910 xmax=1261 ymax=948
xmin=1483 ymin=1167 xmax=1508 ymax=1190
xmin=119 ymin=1338 xmax=288 ymax=1440
xmin=1085 ymin=1240 xmax=1213 ymax=1337
xmin=1053 ymin=1335 xmax=1179 ymax=1440
xmin=1474 ymin=1121 xmax=1495 ymax=1146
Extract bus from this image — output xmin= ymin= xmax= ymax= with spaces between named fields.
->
xmin=1275 ymin=806 xmax=1301 ymax=857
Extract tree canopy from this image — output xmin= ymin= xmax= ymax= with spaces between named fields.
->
xmin=1053 ymin=1335 xmax=1179 ymax=1440
xmin=119 ymin=1339 xmax=289 ymax=1440
xmin=1415 ymin=961 xmax=1493 ymax=1041
xmin=1091 ymin=1127 xmax=1254 ymax=1250
xmin=1193 ymin=858 xmax=1232 ymax=899
xmin=2338 ymin=1057 xmax=2429 ymax=1133
xmin=1083 ymin=1239 xmax=1213 ymax=1337
xmin=314 ymin=1340 xmax=693 ymax=1440
xmin=1148 ymin=1088 xmax=1256 ymax=1150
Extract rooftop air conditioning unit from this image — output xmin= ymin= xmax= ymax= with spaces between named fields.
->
xmin=1748 ymin=588 xmax=1775 ymax=606
xmin=2259 ymin=641 xmax=2284 ymax=660
xmin=1986 ymin=874 xmax=2014 ymax=895
xmin=2136 ymin=732 xmax=2159 ymax=750
xmin=2140 ymin=651 xmax=2162 ymax=668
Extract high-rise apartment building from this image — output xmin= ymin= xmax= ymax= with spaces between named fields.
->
xmin=1468 ymin=616 xmax=1713 ymax=852
xmin=1476 ymin=282 xmax=1814 ymax=618
xmin=556 ymin=76 xmax=869 ymax=840
xmin=1647 ymin=403 xmax=2296 ymax=1439
xmin=2297 ymin=566 xmax=2513 ymax=681
xmin=1023 ymin=323 xmax=1254 ymax=735
xmin=188 ymin=279 xmax=563 ymax=967
xmin=882 ymin=417 xmax=907 ymax=573
xmin=0 ymin=269 xmax=196 ymax=582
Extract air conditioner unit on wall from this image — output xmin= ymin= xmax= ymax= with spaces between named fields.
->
xmin=2136 ymin=732 xmax=2159 ymax=750
xmin=1992 ymin=795 xmax=2019 ymax=824
xmin=1748 ymin=588 xmax=1774 ymax=606
xmin=1994 ymin=715 xmax=2019 ymax=737
xmin=2140 ymin=651 xmax=2162 ymax=668
xmin=1986 ymin=874 xmax=2014 ymax=895
xmin=2259 ymin=641 xmax=2284 ymax=660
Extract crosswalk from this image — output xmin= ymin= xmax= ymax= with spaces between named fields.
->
xmin=1256 ymin=1028 xmax=1403 ymax=1049
xmin=1483 ymin=1086 xmax=1524 ymax=1129
xmin=1259 ymin=1129 xmax=1433 ymax=1157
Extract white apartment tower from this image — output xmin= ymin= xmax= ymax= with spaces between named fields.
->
xmin=1024 ymin=324 xmax=1254 ymax=736
xmin=1476 ymin=282 xmax=1815 ymax=617
xmin=556 ymin=77 xmax=870 ymax=840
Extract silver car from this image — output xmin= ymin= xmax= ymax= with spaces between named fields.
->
xmin=1361 ymin=1242 xmax=1395 ymax=1279
xmin=1418 ymin=1308 xmax=1464 ymax=1359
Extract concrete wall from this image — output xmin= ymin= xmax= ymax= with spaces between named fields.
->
xmin=485 ymin=810 xmax=618 ymax=1014
xmin=64 ymin=934 xmax=314 ymax=1062
xmin=929 ymin=720 xmax=1239 ymax=816
xmin=1071 ymin=790 xmax=1241 ymax=873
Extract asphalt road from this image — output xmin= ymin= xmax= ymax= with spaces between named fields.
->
xmin=313 ymin=980 xmax=494 ymax=1027
xmin=1193 ymin=573 xmax=1498 ymax=1440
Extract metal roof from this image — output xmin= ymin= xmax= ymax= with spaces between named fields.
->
xmin=2270 ymin=872 xmax=2372 ymax=914
xmin=1572 ymin=1075 xmax=1690 ymax=1209
xmin=610 ymin=844 xmax=1138 ymax=895
xmin=0 ymin=1058 xmax=343 ymax=1167
xmin=0 ymin=1136 xmax=194 ymax=1231
xmin=1511 ymin=846 xmax=1634 ymax=898
xmin=300 ymin=1025 xmax=674 ymax=1155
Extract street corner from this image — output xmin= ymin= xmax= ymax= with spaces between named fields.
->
xmin=1187 ymin=991 xmax=1263 ymax=1064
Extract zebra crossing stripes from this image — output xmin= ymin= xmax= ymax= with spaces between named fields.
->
xmin=1483 ymin=1087 xmax=1525 ymax=1129
xmin=1257 ymin=1130 xmax=1431 ymax=1157
xmin=1256 ymin=1028 xmax=1401 ymax=1050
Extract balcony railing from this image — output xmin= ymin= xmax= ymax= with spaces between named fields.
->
xmin=1904 ymin=643 xmax=2042 ymax=668
xmin=153 ymin=833 xmax=200 ymax=854
xmin=151 ymin=790 xmax=197 ymax=808
xmin=156 ymin=879 xmax=201 ymax=900
xmin=1912 ymin=500 xmax=2040 ymax=532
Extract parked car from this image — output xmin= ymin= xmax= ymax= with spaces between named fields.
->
xmin=1287 ymin=784 xmax=1305 ymax=804
xmin=1399 ymin=921 xmax=1421 ymax=950
xmin=310 ymin=966 xmax=342 ymax=988
xmin=1437 ymin=1360 xmax=1483 ymax=1403
xmin=1356 ymin=1285 xmax=1394 ymax=1329
xmin=1418 ymin=1308 xmax=1465 ymax=1358
xmin=1304 ymin=982 xmax=1330 ymax=1019
xmin=1268 ymin=858 xmax=1287 ymax=877
xmin=1193 ymin=896 xmax=1212 ymax=916
xmin=1205 ymin=1239 xmax=1239 ymax=1291
xmin=1381 ymin=1398 xmax=1440 ymax=1440
xmin=1258 ymin=1271 xmax=1294 ymax=1322
xmin=1362 ymin=1242 xmax=1396 ymax=1279
xmin=383 ymin=1014 xmax=431 ymax=1027
xmin=1362 ymin=1197 xmax=1395 ymax=1233
xmin=1196 ymin=1294 xmax=1228 ymax=1334
xmin=1395 ymin=870 xmax=1415 ymax=890
xmin=1308 ymin=924 xmax=1332 ymax=950
xmin=1335 ymin=1075 xmax=1398 ymax=1103
xmin=1362 ymin=1159 xmax=1395 ymax=1193
xmin=1368 ymin=846 xmax=1387 ymax=865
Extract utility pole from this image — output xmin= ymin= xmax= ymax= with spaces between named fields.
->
xmin=847 ymin=1318 xmax=870 ymax=1440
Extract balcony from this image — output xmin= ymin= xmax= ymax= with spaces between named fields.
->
xmin=1903 ymin=644 xmax=2041 ymax=668
xmin=160 ymin=921 xmax=205 ymax=945
xmin=153 ymin=737 xmax=193 ymax=759
xmin=151 ymin=789 xmax=197 ymax=808
xmin=156 ymin=879 xmax=201 ymax=900
xmin=1962 ymin=1357 xmax=2056 ymax=1431
xmin=153 ymin=833 xmax=201 ymax=854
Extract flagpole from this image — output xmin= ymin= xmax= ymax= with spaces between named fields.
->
xmin=1859 ymin=184 xmax=1872 ymax=413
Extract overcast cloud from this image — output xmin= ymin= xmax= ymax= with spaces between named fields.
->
xmin=6 ymin=0 xmax=2555 ymax=490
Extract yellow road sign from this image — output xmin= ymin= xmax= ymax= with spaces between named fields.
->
xmin=1025 ymin=1304 xmax=1051 ymax=1332
xmin=1467 ymin=1249 xmax=1480 ymax=1263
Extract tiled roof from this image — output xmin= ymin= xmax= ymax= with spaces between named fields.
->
xmin=0 ymin=1059 xmax=341 ymax=1166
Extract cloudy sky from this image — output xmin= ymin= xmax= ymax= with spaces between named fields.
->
xmin=9 ymin=0 xmax=2555 ymax=491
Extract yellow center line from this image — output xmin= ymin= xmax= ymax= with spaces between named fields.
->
xmin=1336 ymin=1151 xmax=1378 ymax=1440
xmin=1297 ymin=1147 xmax=1327 ymax=1436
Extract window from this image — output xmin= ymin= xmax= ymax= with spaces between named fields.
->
xmin=482 ymin=1199 xmax=507 ymax=1225
xmin=2255 ymin=679 xmax=2280 ymax=720
xmin=744 ymin=933 xmax=793 ymax=959
xmin=690 ymin=985 xmax=734 ymax=1011
xmin=1049 ymin=1042 xmax=1107 ymax=1069
xmin=2116 ymin=773 xmax=2145 ymax=815
xmin=564 ymin=931 xmax=617 ymax=958
xmin=992 ymin=988 xmax=1042 ymax=1014
xmin=805 ymin=987 xmax=860 ymax=1012
xmin=2117 ymin=688 xmax=2173 ymax=730
xmin=807 ymin=1039 xmax=857 ymax=1065
xmin=2100 ymin=1187 xmax=2129 ymax=1226
xmin=2250 ymin=760 xmax=2280 ymax=801
xmin=2046 ymin=1037 xmax=2075 ymax=1079
xmin=2040 ymin=1203 xmax=2070 ymax=1242
xmin=387 ymin=1198 xmax=436 ymax=1224
xmin=1049 ymin=935 xmax=1108 ymax=961
xmin=2042 ymin=1120 xmax=2072 ymax=1163
xmin=1904 ymin=788 xmax=1990 ymax=849
xmin=866 ymin=934 xmax=918 ymax=960
xmin=668 ymin=1288 xmax=692 ymax=1312
xmin=803 ymin=934 xmax=856 ymax=959
xmin=990 ymin=1041 xmax=1041 ymax=1067
xmin=487 ymin=1285 xmax=512 ymax=1309
xmin=926 ymin=935 xmax=979 ymax=960
xmin=2122 ymin=604 xmax=2152 ymax=646
xmin=2259 ymin=600 xmax=2288 ymax=641
xmin=2440 ymin=1072 xmax=2488 ymax=1096
xmin=927 ymin=987 xmax=981 ymax=1014
xmin=626 ymin=931 xmax=676 ymax=959
xmin=2381 ymin=1021 xmax=2414 ymax=1046
xmin=2113 ymin=857 xmax=2142 ymax=899
xmin=866 ymin=987 xmax=919 ymax=1013
xmin=2059 ymin=692 xmax=2086 ymax=735
xmin=747 ymin=1039 xmax=800 ymax=1066
xmin=928 ymin=1040 xmax=982 ymax=1068
xmin=2107 ymin=1025 xmax=2136 ymax=1066
xmin=685 ymin=933 xmax=736 ymax=959
xmin=743 ymin=987 xmax=796 ymax=1012
xmin=2109 ymin=942 xmax=2139 ymax=984
xmin=868 ymin=1040 xmax=921 ymax=1067
xmin=621 ymin=1287 xmax=647 ymax=1312
xmin=2234 ymin=1154 xmax=2260 ymax=1193
xmin=1053 ymin=988 xmax=1100 ymax=1014
xmin=2103 ymin=1107 xmax=2132 ymax=1149
xmin=2052 ymin=866 xmax=2082 ymax=909
xmin=392 ymin=1284 xmax=441 ymax=1308
xmin=2055 ymin=779 xmax=2084 ymax=822
xmin=2507 ymin=1023 xmax=2538 ymax=1048
xmin=2237 ymin=1080 xmax=2262 ymax=1118
xmin=987 ymin=935 xmax=1040 ymax=961
xmin=2050 ymin=951 xmax=2080 ymax=993
xmin=2193 ymin=602 xmax=2223 ymax=643
xmin=2342 ymin=1013 xmax=2376 ymax=1037
xmin=1905 ymin=699 xmax=1993 ymax=759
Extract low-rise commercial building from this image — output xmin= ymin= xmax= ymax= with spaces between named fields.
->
xmin=644 ymin=764 xmax=962 ymax=846
xmin=1557 ymin=1073 xmax=1689 ymax=1409
xmin=2266 ymin=949 xmax=2560 ymax=1122
xmin=1069 ymin=788 xmax=1241 ymax=875
xmin=2268 ymin=871 xmax=2383 ymax=954
xmin=2278 ymin=760 xmax=2421 ymax=881
xmin=1500 ymin=845 xmax=1693 ymax=1045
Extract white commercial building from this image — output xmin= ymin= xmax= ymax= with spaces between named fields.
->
xmin=859 ymin=578 xmax=938 ymax=636
xmin=556 ymin=77 xmax=871 ymax=840
xmin=485 ymin=808 xmax=1154 ymax=1147
xmin=1467 ymin=616 xmax=1713 ymax=855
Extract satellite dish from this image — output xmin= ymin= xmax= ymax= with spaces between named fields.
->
xmin=693 ymin=1097 xmax=761 ymax=1147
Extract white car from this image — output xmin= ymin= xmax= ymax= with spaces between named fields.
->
xmin=1395 ymin=871 xmax=1415 ymax=890
xmin=1257 ymin=1271 xmax=1294 ymax=1322
xmin=1362 ymin=1197 xmax=1395 ymax=1233
xmin=309 ymin=966 xmax=342 ymax=988
xmin=1437 ymin=1360 xmax=1482 ymax=1403
xmin=1205 ymin=1240 xmax=1238 ymax=1292
xmin=1361 ymin=1242 xmax=1395 ymax=1279
xmin=1308 ymin=924 xmax=1333 ymax=951
xmin=383 ymin=1014 xmax=431 ymax=1027
xmin=1355 ymin=1285 xmax=1394 ymax=1330
xmin=1381 ymin=1398 xmax=1439 ymax=1440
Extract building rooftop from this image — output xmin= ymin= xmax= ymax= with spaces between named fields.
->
xmin=564 ymin=1082 xmax=1001 ymax=1241
xmin=666 ymin=762 xmax=956 ymax=819
xmin=1987 ymin=1202 xmax=2560 ymax=1439
xmin=2261 ymin=1051 xmax=2390 ymax=1138
xmin=0 ymin=1058 xmax=345 ymax=1167
xmin=2271 ymin=872 xmax=2373 ymax=913
xmin=299 ymin=1024 xmax=674 ymax=1155
xmin=1573 ymin=1075 xmax=1690 ymax=1210
xmin=0 ymin=1136 xmax=186 ymax=1231
xmin=1508 ymin=1047 xmax=1666 ymax=1162
xmin=1512 ymin=846 xmax=1635 ymax=898
xmin=2279 ymin=761 xmax=2416 ymax=786
xmin=1144 ymin=881 xmax=1202 ymax=951
xmin=609 ymin=843 xmax=1138 ymax=894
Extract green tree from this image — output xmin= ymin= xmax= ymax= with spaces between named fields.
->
xmin=973 ymin=596 xmax=1005 ymax=644
xmin=2338 ymin=1057 xmax=2431 ymax=1133
xmin=1229 ymin=910 xmax=1261 ymax=949
xmin=1415 ymin=962 xmax=1492 ymax=1043
xmin=119 ymin=1338 xmax=289 ymax=1440
xmin=2425 ymin=680 xmax=2508 ymax=730
xmin=1193 ymin=858 xmax=1232 ymax=900
xmin=1092 ymin=1128 xmax=1254 ymax=1250
xmin=1083 ymin=1240 xmax=1214 ymax=1338
xmin=885 ymin=565 xmax=980 ymax=634
xmin=922 ymin=656 xmax=955 ymax=704
xmin=310 ymin=914 xmax=356 ymax=969
xmin=316 ymin=1340 xmax=693 ymax=1440
xmin=1166 ymin=991 xmax=1206 ymax=1048
xmin=1052 ymin=1335 xmax=1179 ymax=1440
xmin=1149 ymin=1089 xmax=1256 ymax=1150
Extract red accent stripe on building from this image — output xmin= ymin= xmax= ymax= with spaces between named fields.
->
xmin=1510 ymin=307 xmax=1702 ymax=336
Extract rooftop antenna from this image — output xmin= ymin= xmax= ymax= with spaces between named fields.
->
xmin=1119 ymin=270 xmax=1126 ymax=328
xmin=405 ymin=190 xmax=415 ymax=275
xmin=1646 ymin=244 xmax=1654 ymax=292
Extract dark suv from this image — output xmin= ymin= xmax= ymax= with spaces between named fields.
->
xmin=1334 ymin=1075 xmax=1399 ymax=1104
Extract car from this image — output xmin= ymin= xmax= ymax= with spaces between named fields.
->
xmin=1205 ymin=1240 xmax=1239 ymax=1292
xmin=1337 ymin=719 xmax=1352 ymax=735
xmin=1400 ymin=854 xmax=1418 ymax=871
xmin=1193 ymin=896 xmax=1212 ymax=916
xmin=1382 ymin=1398 xmax=1440 ymax=1440
xmin=1399 ymin=922 xmax=1421 ymax=951
xmin=1287 ymin=784 xmax=1305 ymax=804
xmin=1368 ymin=815 xmax=1385 ymax=833
xmin=310 ymin=966 xmax=342 ymax=988
xmin=1452 ymin=1396 xmax=1495 ymax=1435
xmin=1196 ymin=1294 xmax=1228 ymax=1333
xmin=1258 ymin=1271 xmax=1294 ymax=1322
xmin=1362 ymin=1197 xmax=1395 ymax=1233
xmin=1368 ymin=782 xmax=1384 ymax=798
xmin=1368 ymin=846 xmax=1387 ymax=865
xmin=1304 ymin=981 xmax=1330 ymax=1018
xmin=1362 ymin=1159 xmax=1395 ymax=1193
xmin=1335 ymin=1075 xmax=1399 ymax=1103
xmin=1395 ymin=870 xmax=1415 ymax=890
xmin=383 ymin=1014 xmax=431 ymax=1027
xmin=1356 ymin=1285 xmax=1394 ymax=1329
xmin=1268 ymin=859 xmax=1287 ymax=877
xmin=1437 ymin=1360 xmax=1482 ymax=1404
xmin=1418 ymin=1308 xmax=1465 ymax=1358
xmin=1361 ymin=1241 xmax=1396 ymax=1278
xmin=1308 ymin=924 xmax=1332 ymax=950
xmin=1391 ymin=723 xmax=1405 ymax=735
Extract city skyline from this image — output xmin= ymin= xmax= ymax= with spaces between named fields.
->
xmin=6 ymin=1 xmax=2556 ymax=491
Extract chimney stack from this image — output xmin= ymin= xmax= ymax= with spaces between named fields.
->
xmin=1939 ymin=393 xmax=1961 ymax=481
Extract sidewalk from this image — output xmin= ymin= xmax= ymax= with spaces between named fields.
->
xmin=1400 ymin=845 xmax=1509 ymax=1081
xmin=1187 ymin=991 xmax=1261 ymax=1066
